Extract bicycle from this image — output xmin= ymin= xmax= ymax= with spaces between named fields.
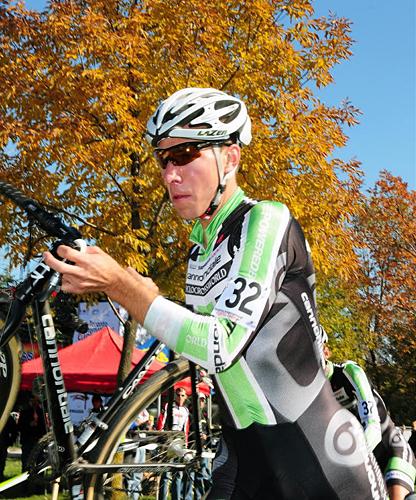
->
xmin=0 ymin=181 xmax=216 ymax=499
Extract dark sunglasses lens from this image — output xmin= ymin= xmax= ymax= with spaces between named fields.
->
xmin=155 ymin=144 xmax=203 ymax=169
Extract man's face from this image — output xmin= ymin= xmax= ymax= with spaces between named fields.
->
xmin=175 ymin=390 xmax=187 ymax=406
xmin=157 ymin=137 xmax=228 ymax=220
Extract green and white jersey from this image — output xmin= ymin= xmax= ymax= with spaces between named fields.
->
xmin=145 ymin=187 xmax=327 ymax=429
xmin=327 ymin=360 xmax=382 ymax=451
xmin=327 ymin=360 xmax=416 ymax=492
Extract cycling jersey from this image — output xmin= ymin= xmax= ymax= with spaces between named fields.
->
xmin=157 ymin=402 xmax=190 ymax=440
xmin=327 ymin=360 xmax=416 ymax=492
xmin=145 ymin=188 xmax=387 ymax=498
xmin=326 ymin=360 xmax=382 ymax=452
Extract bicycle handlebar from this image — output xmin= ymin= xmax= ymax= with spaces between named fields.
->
xmin=0 ymin=181 xmax=86 ymax=348
xmin=0 ymin=181 xmax=81 ymax=241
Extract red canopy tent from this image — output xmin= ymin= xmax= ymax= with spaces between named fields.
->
xmin=20 ymin=326 xmax=211 ymax=396
xmin=20 ymin=326 xmax=165 ymax=394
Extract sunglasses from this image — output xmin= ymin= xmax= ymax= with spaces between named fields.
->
xmin=153 ymin=141 xmax=228 ymax=170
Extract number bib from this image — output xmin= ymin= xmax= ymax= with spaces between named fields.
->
xmin=215 ymin=277 xmax=268 ymax=330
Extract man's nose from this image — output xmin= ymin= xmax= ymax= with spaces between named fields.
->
xmin=163 ymin=162 xmax=182 ymax=183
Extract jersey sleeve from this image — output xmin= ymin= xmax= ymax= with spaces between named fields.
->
xmin=144 ymin=201 xmax=292 ymax=374
xmin=156 ymin=405 xmax=166 ymax=430
xmin=343 ymin=361 xmax=382 ymax=452
xmin=373 ymin=389 xmax=416 ymax=492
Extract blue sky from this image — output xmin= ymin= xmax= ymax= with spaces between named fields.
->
xmin=313 ymin=0 xmax=415 ymax=191
xmin=15 ymin=0 xmax=416 ymax=192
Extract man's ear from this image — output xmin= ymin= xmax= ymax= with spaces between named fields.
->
xmin=224 ymin=144 xmax=241 ymax=174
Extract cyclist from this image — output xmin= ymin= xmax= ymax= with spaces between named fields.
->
xmin=409 ymin=421 xmax=416 ymax=455
xmin=45 ymin=87 xmax=387 ymax=498
xmin=322 ymin=327 xmax=416 ymax=500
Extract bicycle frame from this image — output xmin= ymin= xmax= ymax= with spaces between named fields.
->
xmin=0 ymin=251 xmax=83 ymax=493
xmin=1 ymin=260 xmax=204 ymax=496
xmin=76 ymin=334 xmax=170 ymax=454
xmin=0 ymin=181 xmax=205 ymax=497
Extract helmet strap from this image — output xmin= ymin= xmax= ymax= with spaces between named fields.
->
xmin=200 ymin=184 xmax=225 ymax=219
xmin=199 ymin=146 xmax=226 ymax=220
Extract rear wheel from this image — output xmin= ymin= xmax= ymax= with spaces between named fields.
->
xmin=84 ymin=358 xmax=204 ymax=500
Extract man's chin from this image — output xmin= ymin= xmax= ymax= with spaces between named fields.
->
xmin=173 ymin=204 xmax=200 ymax=220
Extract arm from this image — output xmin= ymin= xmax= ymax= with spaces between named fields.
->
xmin=388 ymin=484 xmax=412 ymax=500
xmin=343 ymin=361 xmax=382 ymax=452
xmin=184 ymin=410 xmax=190 ymax=445
xmin=44 ymin=202 xmax=291 ymax=374
xmin=43 ymin=246 xmax=159 ymax=325
xmin=373 ymin=390 xmax=416 ymax=496
xmin=156 ymin=418 xmax=163 ymax=431
xmin=156 ymin=405 xmax=166 ymax=431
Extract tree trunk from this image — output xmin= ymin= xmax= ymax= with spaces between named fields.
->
xmin=117 ymin=316 xmax=138 ymax=384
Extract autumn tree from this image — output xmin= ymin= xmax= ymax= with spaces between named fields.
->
xmin=317 ymin=172 xmax=415 ymax=421
xmin=317 ymin=275 xmax=369 ymax=362
xmin=0 ymin=0 xmax=363 ymax=282
xmin=0 ymin=0 xmax=365 ymax=380
xmin=352 ymin=172 xmax=416 ymax=422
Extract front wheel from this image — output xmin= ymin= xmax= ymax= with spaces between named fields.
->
xmin=85 ymin=357 xmax=201 ymax=499
xmin=0 ymin=337 xmax=21 ymax=433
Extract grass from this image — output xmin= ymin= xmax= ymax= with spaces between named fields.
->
xmin=3 ymin=459 xmax=155 ymax=499
xmin=2 ymin=458 xmax=69 ymax=499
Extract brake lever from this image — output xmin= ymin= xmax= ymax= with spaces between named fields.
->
xmin=15 ymin=238 xmax=87 ymax=304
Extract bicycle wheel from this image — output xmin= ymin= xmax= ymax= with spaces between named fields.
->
xmin=84 ymin=357 xmax=200 ymax=500
xmin=0 ymin=337 xmax=21 ymax=433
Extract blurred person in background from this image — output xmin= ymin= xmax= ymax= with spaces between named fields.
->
xmin=17 ymin=392 xmax=47 ymax=472
xmin=157 ymin=387 xmax=190 ymax=500
xmin=322 ymin=328 xmax=416 ymax=500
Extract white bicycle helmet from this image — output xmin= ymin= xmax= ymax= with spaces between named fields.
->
xmin=146 ymin=87 xmax=251 ymax=147
xmin=146 ymin=88 xmax=252 ymax=219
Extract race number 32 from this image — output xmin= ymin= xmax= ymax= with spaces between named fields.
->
xmin=224 ymin=277 xmax=261 ymax=315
